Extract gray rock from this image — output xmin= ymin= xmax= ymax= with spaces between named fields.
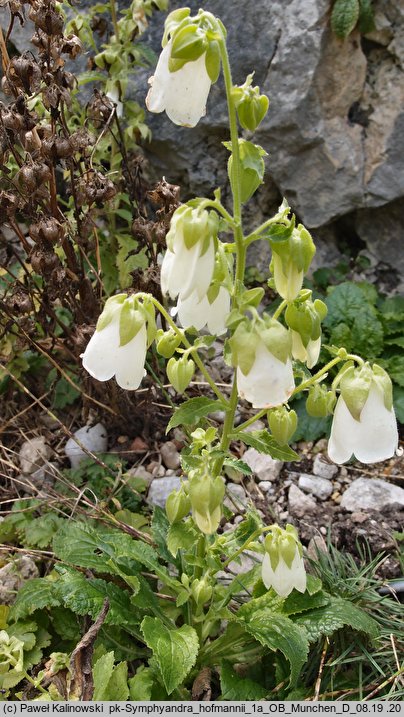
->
xmin=312 ymin=454 xmax=339 ymax=481
xmin=125 ymin=464 xmax=153 ymax=484
xmin=160 ymin=441 xmax=181 ymax=470
xmin=355 ymin=199 xmax=404 ymax=293
xmin=288 ymin=484 xmax=317 ymax=517
xmin=258 ymin=480 xmax=274 ymax=494
xmin=224 ymin=483 xmax=249 ymax=512
xmin=19 ymin=462 xmax=58 ymax=494
xmin=19 ymin=437 xmax=51 ymax=474
xmin=147 ymin=476 xmax=182 ymax=508
xmin=242 ymin=448 xmax=283 ymax=482
xmin=0 ymin=557 xmax=39 ymax=604
xmin=340 ymin=478 xmax=404 ymax=512
xmin=64 ymin=423 xmax=108 ymax=469
xmin=298 ymin=473 xmax=333 ymax=501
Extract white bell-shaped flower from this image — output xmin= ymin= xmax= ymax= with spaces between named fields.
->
xmin=82 ymin=296 xmax=151 ymax=391
xmin=272 ymin=254 xmax=304 ymax=303
xmin=146 ymin=40 xmax=211 ymax=127
xmin=328 ymin=384 xmax=398 ymax=465
xmin=237 ymin=340 xmax=295 ymax=409
xmin=261 ymin=548 xmax=307 ymax=597
xmin=291 ymin=331 xmax=321 ymax=369
xmin=161 ymin=241 xmax=215 ymax=303
xmin=176 ymin=286 xmax=231 ymax=335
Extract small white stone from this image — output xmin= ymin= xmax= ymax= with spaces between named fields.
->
xmin=148 ymin=476 xmax=182 ymax=508
xmin=312 ymin=454 xmax=338 ymax=480
xmin=298 ymin=473 xmax=333 ymax=501
xmin=125 ymin=464 xmax=153 ymax=484
xmin=19 ymin=437 xmax=51 ymax=474
xmin=341 ymin=477 xmax=404 ymax=512
xmin=288 ymin=484 xmax=317 ymax=517
xmin=258 ymin=480 xmax=272 ymax=493
xmin=65 ymin=423 xmax=108 ymax=469
xmin=160 ymin=441 xmax=181 ymax=470
xmin=242 ymin=447 xmax=283 ymax=482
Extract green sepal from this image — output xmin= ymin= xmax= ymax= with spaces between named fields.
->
xmin=205 ymin=40 xmax=220 ymax=83
xmin=168 ymin=56 xmax=188 ymax=72
xmin=156 ymin=329 xmax=182 ymax=358
xmin=162 ymin=7 xmax=191 ymax=47
xmin=268 ymin=406 xmax=297 ymax=445
xmin=96 ymin=294 xmax=127 ymax=332
xmin=372 ymin=363 xmax=393 ymax=411
xmin=191 ymin=577 xmax=212 ymax=607
xmin=358 ymin=0 xmax=375 ymax=34
xmin=226 ymin=139 xmax=267 ymax=204
xmin=142 ymin=298 xmax=157 ymax=348
xmin=236 ymin=91 xmax=269 ymax=132
xmin=170 ymin=24 xmax=207 ymax=62
xmin=260 ymin=318 xmax=292 ymax=364
xmin=306 ymin=384 xmax=336 ymax=418
xmin=166 ymin=487 xmax=191 ymax=524
xmin=228 ymin=321 xmax=259 ymax=375
xmin=167 ymin=356 xmax=195 ymax=394
xmin=340 ymin=364 xmax=373 ymax=421
xmin=285 ymin=298 xmax=324 ymax=346
xmin=119 ymin=301 xmax=144 ymax=347
xmin=238 ymin=287 xmax=265 ymax=311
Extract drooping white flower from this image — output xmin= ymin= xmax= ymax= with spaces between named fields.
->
xmin=176 ymin=286 xmax=231 ymax=335
xmin=81 ymin=295 xmax=155 ymax=391
xmin=291 ymin=331 xmax=321 ymax=369
xmin=262 ymin=549 xmax=307 ymax=597
xmin=272 ymin=253 xmax=304 ymax=303
xmin=146 ymin=40 xmax=211 ymax=127
xmin=237 ymin=340 xmax=295 ymax=409
xmin=328 ymin=384 xmax=398 ymax=465
xmin=262 ymin=524 xmax=307 ymax=597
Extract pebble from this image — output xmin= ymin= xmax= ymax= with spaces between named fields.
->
xmin=210 ymin=410 xmax=226 ymax=423
xmin=147 ymin=475 xmax=182 ymax=508
xmin=258 ymin=481 xmax=273 ymax=493
xmin=243 ymin=419 xmax=266 ymax=433
xmin=125 ymin=464 xmax=153 ymax=484
xmin=306 ymin=534 xmax=328 ymax=560
xmin=320 ymin=526 xmax=327 ymax=535
xmin=288 ymin=484 xmax=317 ymax=517
xmin=298 ymin=473 xmax=333 ymax=501
xmin=312 ymin=438 xmax=328 ymax=454
xmin=64 ymin=423 xmax=108 ymax=469
xmin=312 ymin=454 xmax=339 ymax=480
xmin=341 ymin=477 xmax=404 ymax=512
xmin=19 ymin=437 xmax=51 ymax=474
xmin=19 ymin=462 xmax=58 ymax=494
xmin=242 ymin=448 xmax=283 ymax=482
xmin=160 ymin=441 xmax=181 ymax=470
xmin=279 ymin=511 xmax=289 ymax=521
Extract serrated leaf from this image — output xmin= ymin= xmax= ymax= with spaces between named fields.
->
xmin=220 ymin=660 xmax=268 ymax=700
xmin=223 ymin=457 xmax=252 ymax=475
xmin=331 ymin=0 xmax=360 ymax=38
xmin=294 ymin=596 xmax=379 ymax=642
xmin=141 ymin=617 xmax=199 ymax=695
xmin=9 ymin=579 xmax=61 ymax=622
xmin=236 ymin=611 xmax=309 ymax=687
xmin=129 ymin=668 xmax=154 ymax=700
xmin=54 ymin=567 xmax=139 ymax=629
xmin=393 ymin=385 xmax=404 ymax=424
xmin=167 ymin=397 xmax=227 ymax=432
xmin=52 ymin=523 xmax=116 ymax=573
xmin=283 ymin=590 xmax=329 ymax=616
xmin=93 ymin=652 xmax=114 ymax=700
xmin=167 ymin=521 xmax=199 ymax=557
xmin=116 ymin=235 xmax=148 ymax=289
xmin=324 ymin=282 xmax=384 ymax=358
xmin=24 ymin=513 xmax=64 ymax=548
xmin=237 ymin=430 xmax=299 ymax=461
xmin=151 ymin=507 xmax=172 ymax=563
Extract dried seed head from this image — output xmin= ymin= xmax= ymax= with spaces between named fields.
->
xmin=77 ymin=171 xmax=116 ymax=205
xmin=29 ymin=3 xmax=64 ymax=36
xmin=60 ymin=34 xmax=83 ymax=58
xmin=29 ymin=217 xmax=64 ymax=244
xmin=7 ymin=54 xmax=42 ymax=95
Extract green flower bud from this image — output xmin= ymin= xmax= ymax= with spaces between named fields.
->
xmin=189 ymin=473 xmax=225 ymax=534
xmin=191 ymin=577 xmax=212 ymax=607
xmin=306 ymin=384 xmax=336 ymax=417
xmin=166 ymin=486 xmax=191 ymax=523
xmin=167 ymin=355 xmax=195 ymax=394
xmin=270 ymin=225 xmax=316 ymax=302
xmin=156 ymin=328 xmax=182 ymax=358
xmin=226 ymin=139 xmax=267 ymax=204
xmin=232 ymin=74 xmax=269 ymax=131
xmin=268 ymin=406 xmax=297 ymax=445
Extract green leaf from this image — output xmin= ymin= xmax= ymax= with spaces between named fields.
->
xmin=24 ymin=513 xmax=64 ymax=548
xmin=283 ymin=590 xmax=329 ymax=616
xmin=167 ymin=521 xmax=199 ymax=557
xmin=54 ymin=567 xmax=139 ymax=629
xmin=236 ymin=610 xmax=309 ymax=687
xmin=94 ymin=658 xmax=129 ymax=701
xmin=331 ymin=0 xmax=360 ymax=38
xmin=237 ymin=430 xmax=299 ymax=461
xmin=223 ymin=457 xmax=252 ymax=475
xmin=166 ymin=396 xmax=227 ymax=432
xmin=219 ymin=660 xmax=268 ymax=700
xmin=295 ymin=596 xmax=379 ymax=642
xmin=141 ymin=617 xmax=199 ymax=695
xmin=52 ymin=523 xmax=117 ymax=573
xmin=382 ymin=355 xmax=404 ymax=388
xmin=129 ymin=668 xmax=154 ymax=700
xmin=324 ymin=282 xmax=384 ymax=358
xmin=93 ymin=652 xmax=114 ymax=700
xmin=10 ymin=579 xmax=61 ymax=622
xmin=151 ymin=507 xmax=172 ymax=564
xmin=116 ymin=235 xmax=148 ymax=289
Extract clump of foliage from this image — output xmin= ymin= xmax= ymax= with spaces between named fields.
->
xmin=331 ymin=0 xmax=375 ymax=39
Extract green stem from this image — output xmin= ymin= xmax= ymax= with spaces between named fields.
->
xmin=244 ymin=216 xmax=290 ymax=247
xmin=221 ymin=525 xmax=273 ymax=570
xmin=292 ymin=351 xmax=364 ymax=397
xmin=235 ymin=408 xmax=267 ymax=432
xmin=272 ymin=299 xmax=287 ymax=321
xmin=110 ymin=0 xmax=120 ymax=41
xmin=197 ymin=198 xmax=236 ymax=228
xmin=193 ymin=535 xmax=206 ymax=580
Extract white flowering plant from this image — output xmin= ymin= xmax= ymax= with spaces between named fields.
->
xmin=76 ymin=6 xmax=400 ymax=698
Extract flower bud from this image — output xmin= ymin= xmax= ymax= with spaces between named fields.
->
xmin=262 ymin=524 xmax=306 ymax=597
xmin=188 ymin=473 xmax=225 ymax=535
xmin=156 ymin=328 xmax=182 ymax=358
xmin=167 ymin=355 xmax=195 ymax=394
xmin=166 ymin=486 xmax=191 ymax=523
xmin=226 ymin=139 xmax=267 ymax=204
xmin=270 ymin=224 xmax=316 ymax=302
xmin=232 ymin=74 xmax=269 ymax=131
xmin=191 ymin=577 xmax=212 ymax=607
xmin=268 ymin=406 xmax=297 ymax=445
xmin=306 ymin=384 xmax=336 ymax=417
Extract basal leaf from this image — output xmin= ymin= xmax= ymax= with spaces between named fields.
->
xmin=220 ymin=660 xmax=268 ymax=700
xmin=237 ymin=430 xmax=299 ymax=461
xmin=166 ymin=397 xmax=227 ymax=432
xmin=52 ymin=523 xmax=116 ymax=573
xmin=141 ymin=617 xmax=199 ymax=695
xmin=294 ymin=596 xmax=379 ymax=642
xmin=129 ymin=668 xmax=155 ymax=700
xmin=92 ymin=652 xmax=115 ymax=701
